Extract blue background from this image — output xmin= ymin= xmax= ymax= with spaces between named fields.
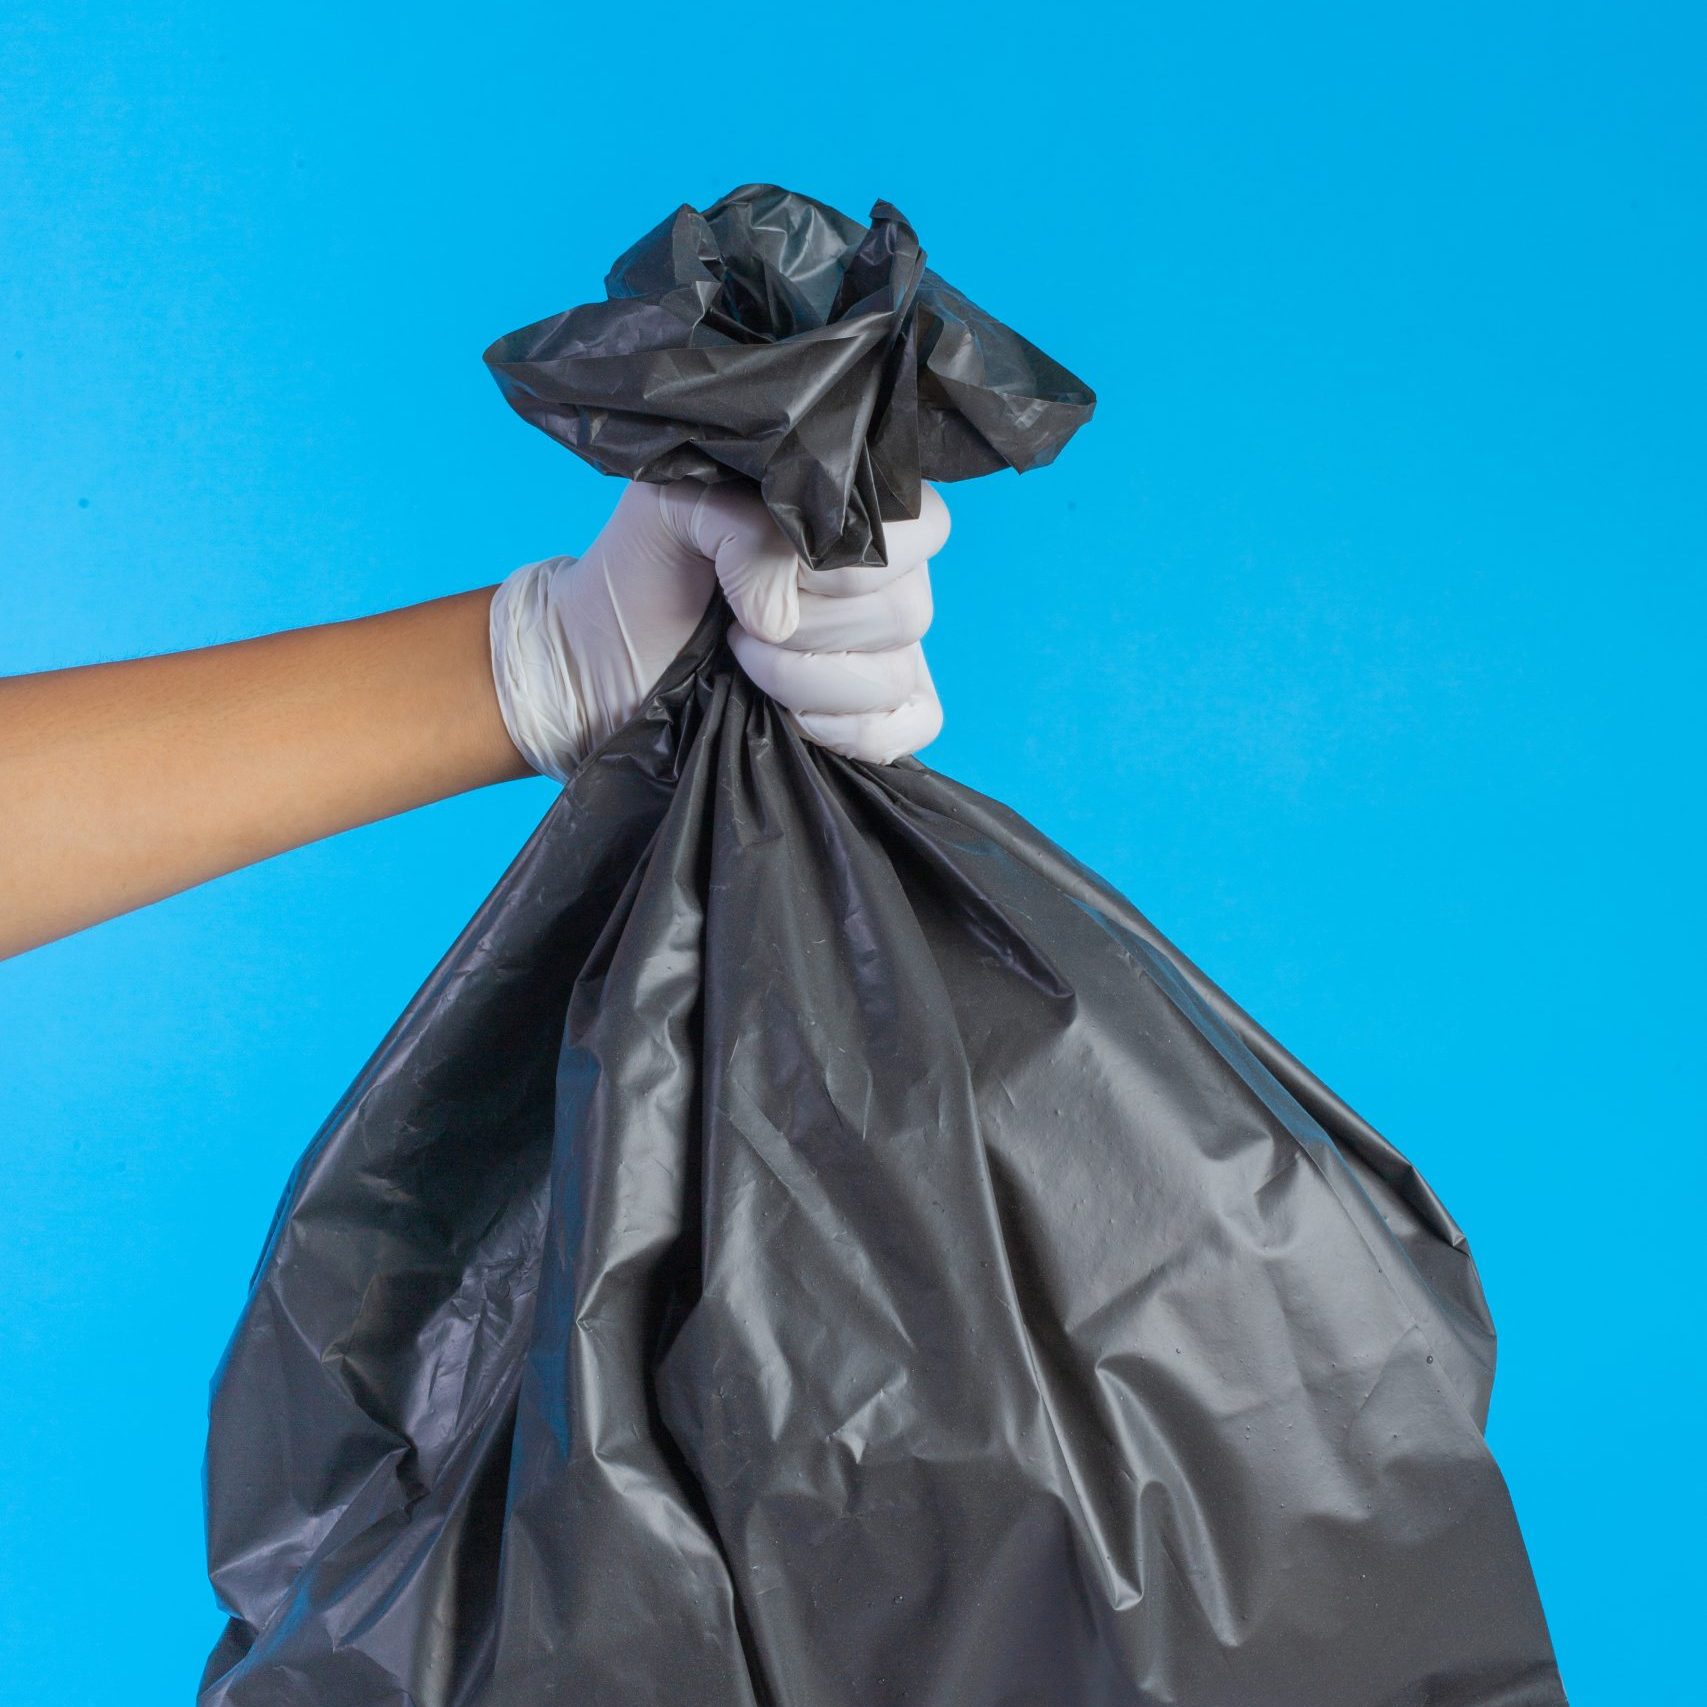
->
xmin=2 ymin=4 xmax=1701 ymax=1701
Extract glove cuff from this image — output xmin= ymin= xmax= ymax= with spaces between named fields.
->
xmin=488 ymin=556 xmax=589 ymax=784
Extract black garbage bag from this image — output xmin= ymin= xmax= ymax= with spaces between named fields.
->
xmin=199 ymin=186 xmax=1566 ymax=1707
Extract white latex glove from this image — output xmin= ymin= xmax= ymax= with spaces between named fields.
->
xmin=489 ymin=479 xmax=948 ymax=780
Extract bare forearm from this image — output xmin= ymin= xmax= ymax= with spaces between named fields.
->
xmin=0 ymin=588 xmax=528 ymax=958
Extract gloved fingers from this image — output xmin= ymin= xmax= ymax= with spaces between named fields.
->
xmin=787 ymin=562 xmax=933 ymax=654
xmin=800 ymin=559 xmax=917 ymax=598
xmin=799 ymin=484 xmax=952 ymax=597
xmin=728 ymin=626 xmax=923 ymax=717
xmin=659 ymin=480 xmax=801 ymax=644
xmin=873 ymin=482 xmax=951 ymax=571
xmin=789 ymin=682 xmax=945 ymax=765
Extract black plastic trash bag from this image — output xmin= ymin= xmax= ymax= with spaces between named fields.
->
xmin=482 ymin=184 xmax=1092 ymax=572
xmin=200 ymin=186 xmax=1566 ymax=1707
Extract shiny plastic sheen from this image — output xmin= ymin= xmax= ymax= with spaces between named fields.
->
xmin=200 ymin=189 xmax=1566 ymax=1706
xmin=482 ymin=184 xmax=1095 ymax=571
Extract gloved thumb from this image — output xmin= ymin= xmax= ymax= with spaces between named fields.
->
xmin=673 ymin=483 xmax=801 ymax=644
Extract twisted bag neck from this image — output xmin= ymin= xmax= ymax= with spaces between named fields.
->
xmin=482 ymin=183 xmax=1096 ymax=571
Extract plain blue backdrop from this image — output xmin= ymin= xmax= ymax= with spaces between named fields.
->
xmin=2 ymin=3 xmax=1701 ymax=1701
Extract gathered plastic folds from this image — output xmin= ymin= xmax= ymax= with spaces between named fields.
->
xmin=200 ymin=186 xmax=1566 ymax=1706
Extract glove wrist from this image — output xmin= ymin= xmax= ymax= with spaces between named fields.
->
xmin=488 ymin=555 xmax=592 ymax=783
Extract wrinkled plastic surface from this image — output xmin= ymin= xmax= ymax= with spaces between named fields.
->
xmin=201 ymin=189 xmax=1566 ymax=1706
xmin=482 ymin=184 xmax=1094 ymax=571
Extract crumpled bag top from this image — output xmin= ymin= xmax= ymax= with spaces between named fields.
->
xmin=483 ymin=183 xmax=1096 ymax=570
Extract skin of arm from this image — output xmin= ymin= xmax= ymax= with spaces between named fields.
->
xmin=0 ymin=588 xmax=528 ymax=959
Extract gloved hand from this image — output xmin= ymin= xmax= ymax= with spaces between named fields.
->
xmin=489 ymin=479 xmax=948 ymax=780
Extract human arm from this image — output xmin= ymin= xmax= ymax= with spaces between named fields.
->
xmin=0 ymin=480 xmax=949 ymax=959
xmin=0 ymin=588 xmax=523 ymax=959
